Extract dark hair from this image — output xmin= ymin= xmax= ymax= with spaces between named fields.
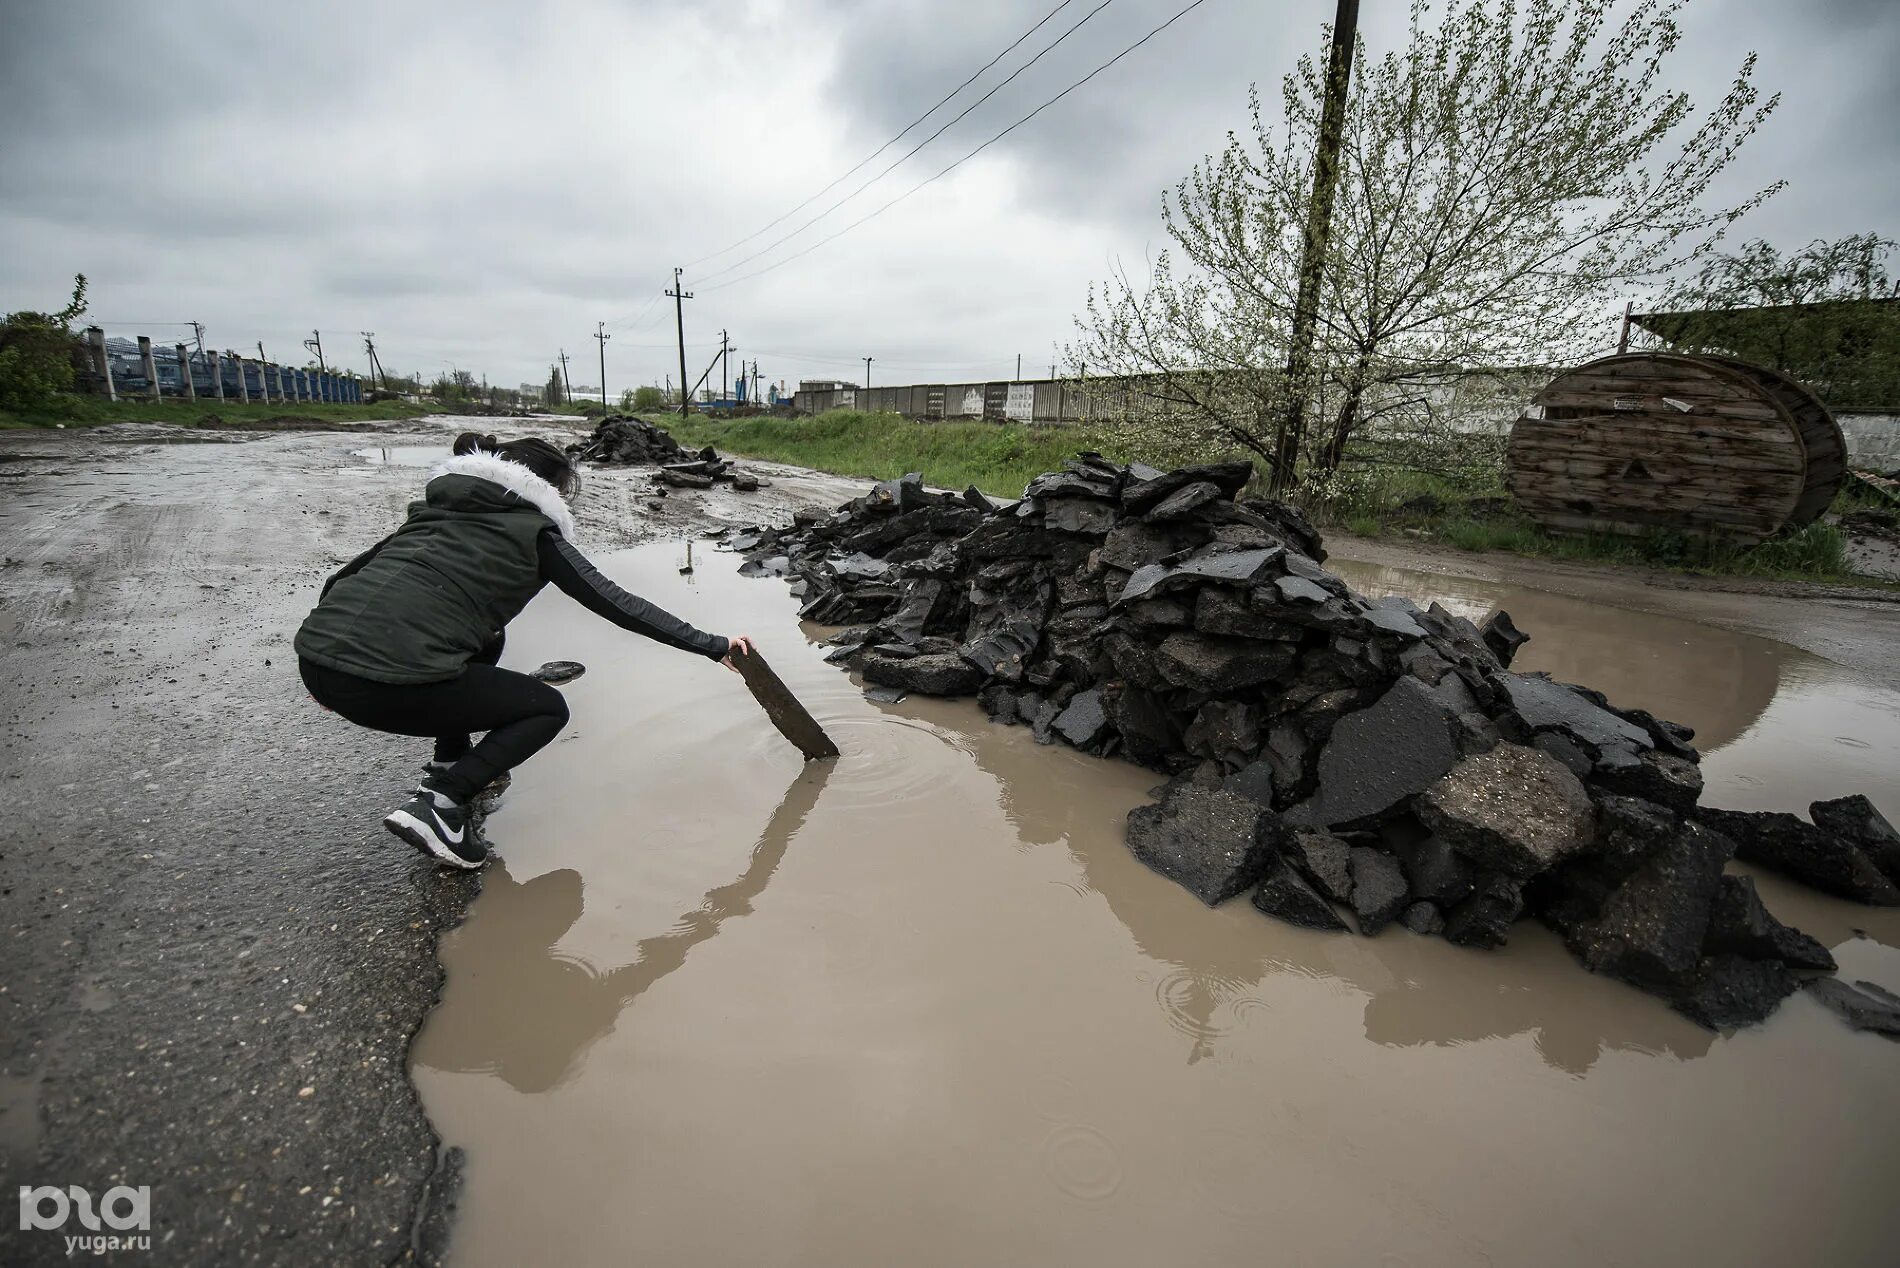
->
xmin=454 ymin=432 xmax=580 ymax=499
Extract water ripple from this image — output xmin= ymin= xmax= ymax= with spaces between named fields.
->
xmin=806 ymin=715 xmax=976 ymax=813
xmin=1154 ymin=968 xmax=1252 ymax=1043
xmin=1041 ymin=1124 xmax=1123 ymax=1201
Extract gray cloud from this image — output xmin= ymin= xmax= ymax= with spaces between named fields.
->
xmin=3 ymin=0 xmax=1895 ymax=393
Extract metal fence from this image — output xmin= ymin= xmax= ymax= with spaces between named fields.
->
xmin=78 ymin=328 xmax=365 ymax=404
xmin=792 ymin=377 xmax=1106 ymax=423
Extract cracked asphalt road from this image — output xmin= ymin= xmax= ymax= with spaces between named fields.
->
xmin=0 ymin=417 xmax=862 ymax=1265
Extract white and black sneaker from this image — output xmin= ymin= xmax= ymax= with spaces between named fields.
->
xmin=420 ymin=762 xmax=510 ymax=811
xmin=384 ymin=792 xmax=487 ymax=869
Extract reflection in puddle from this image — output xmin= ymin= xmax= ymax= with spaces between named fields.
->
xmin=414 ymin=762 xmax=830 ymax=1093
xmin=351 ymin=445 xmax=451 ymax=467
xmin=413 ymin=544 xmax=1900 ymax=1267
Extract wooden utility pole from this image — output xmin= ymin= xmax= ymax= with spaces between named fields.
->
xmin=304 ymin=330 xmax=326 ymax=374
xmin=863 ymin=356 xmax=873 ymax=389
xmin=594 ymin=321 xmax=611 ymax=407
xmin=668 ymin=268 xmax=694 ymax=417
xmin=721 ymin=328 xmax=731 ymax=402
xmin=1272 ymin=0 xmax=1359 ymax=493
xmin=362 ymin=332 xmax=386 ymax=390
xmin=558 ymin=349 xmax=572 ymax=403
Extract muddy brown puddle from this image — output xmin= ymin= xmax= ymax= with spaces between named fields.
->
xmin=412 ymin=542 xmax=1900 ymax=1267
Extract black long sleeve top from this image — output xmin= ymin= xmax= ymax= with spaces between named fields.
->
xmin=536 ymin=532 xmax=729 ymax=659
xmin=320 ymin=531 xmax=728 ymax=661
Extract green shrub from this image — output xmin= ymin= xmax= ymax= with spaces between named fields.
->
xmin=1343 ymin=514 xmax=1384 ymax=538
xmin=0 ymin=274 xmax=87 ymax=411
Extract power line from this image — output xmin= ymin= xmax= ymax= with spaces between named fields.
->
xmin=603 ymin=289 xmax=666 ymax=330
xmin=692 ymin=0 xmax=1119 ymax=286
xmin=703 ymin=0 xmax=1215 ymax=295
xmin=681 ymin=0 xmax=1081 ymax=271
xmin=599 ymin=337 xmax=720 ymax=349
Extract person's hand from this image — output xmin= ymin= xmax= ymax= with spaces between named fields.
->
xmin=721 ymin=635 xmax=755 ymax=673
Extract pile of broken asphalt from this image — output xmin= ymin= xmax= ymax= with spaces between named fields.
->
xmin=728 ymin=456 xmax=1900 ymax=1037
xmin=568 ymin=414 xmax=765 ymax=491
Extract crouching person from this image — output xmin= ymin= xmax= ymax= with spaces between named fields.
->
xmin=295 ymin=432 xmax=750 ymax=868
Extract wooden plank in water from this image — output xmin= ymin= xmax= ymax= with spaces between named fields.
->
xmin=733 ymin=645 xmax=840 ymax=761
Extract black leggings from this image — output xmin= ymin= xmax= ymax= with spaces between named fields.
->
xmin=299 ymin=633 xmax=569 ymax=804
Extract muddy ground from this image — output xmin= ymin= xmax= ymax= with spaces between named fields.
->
xmin=0 ymin=418 xmax=858 ymax=1264
xmin=1 ymin=418 xmax=1895 ymax=1263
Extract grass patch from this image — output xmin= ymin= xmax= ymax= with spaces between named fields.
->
xmin=1286 ymin=432 xmax=1889 ymax=584
xmin=0 ymin=395 xmax=440 ymax=429
xmin=1304 ymin=465 xmax=1873 ymax=583
xmin=647 ymin=408 xmax=1190 ymax=499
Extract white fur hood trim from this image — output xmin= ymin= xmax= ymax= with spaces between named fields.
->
xmin=429 ymin=451 xmax=577 ymax=540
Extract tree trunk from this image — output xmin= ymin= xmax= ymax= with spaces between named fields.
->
xmin=1316 ymin=361 xmax=1370 ymax=475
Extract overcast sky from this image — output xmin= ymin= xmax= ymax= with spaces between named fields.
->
xmin=3 ymin=0 xmax=1895 ymax=395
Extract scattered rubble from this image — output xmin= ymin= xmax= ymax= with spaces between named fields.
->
xmin=1695 ymin=807 xmax=1900 ymax=905
xmin=1125 ymin=783 xmax=1279 ymax=906
xmin=1416 ymin=743 xmax=1594 ymax=878
xmin=568 ymin=414 xmax=691 ymax=465
xmin=567 ymin=415 xmax=765 ymax=492
xmin=1806 ymin=978 xmax=1900 ymax=1038
xmin=730 ymin=458 xmax=1895 ymax=1034
xmin=1704 ymin=876 xmax=1834 ymax=971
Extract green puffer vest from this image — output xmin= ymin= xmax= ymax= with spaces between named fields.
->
xmin=295 ymin=454 xmax=576 ymax=684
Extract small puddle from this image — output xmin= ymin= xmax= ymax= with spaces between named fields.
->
xmin=351 ymin=445 xmax=452 ymax=467
xmin=412 ymin=542 xmax=1900 ymax=1266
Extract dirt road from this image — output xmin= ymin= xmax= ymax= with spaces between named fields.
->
xmin=0 ymin=419 xmax=859 ymax=1264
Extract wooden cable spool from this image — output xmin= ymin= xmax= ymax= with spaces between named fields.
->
xmin=1506 ymin=352 xmax=1847 ymax=543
